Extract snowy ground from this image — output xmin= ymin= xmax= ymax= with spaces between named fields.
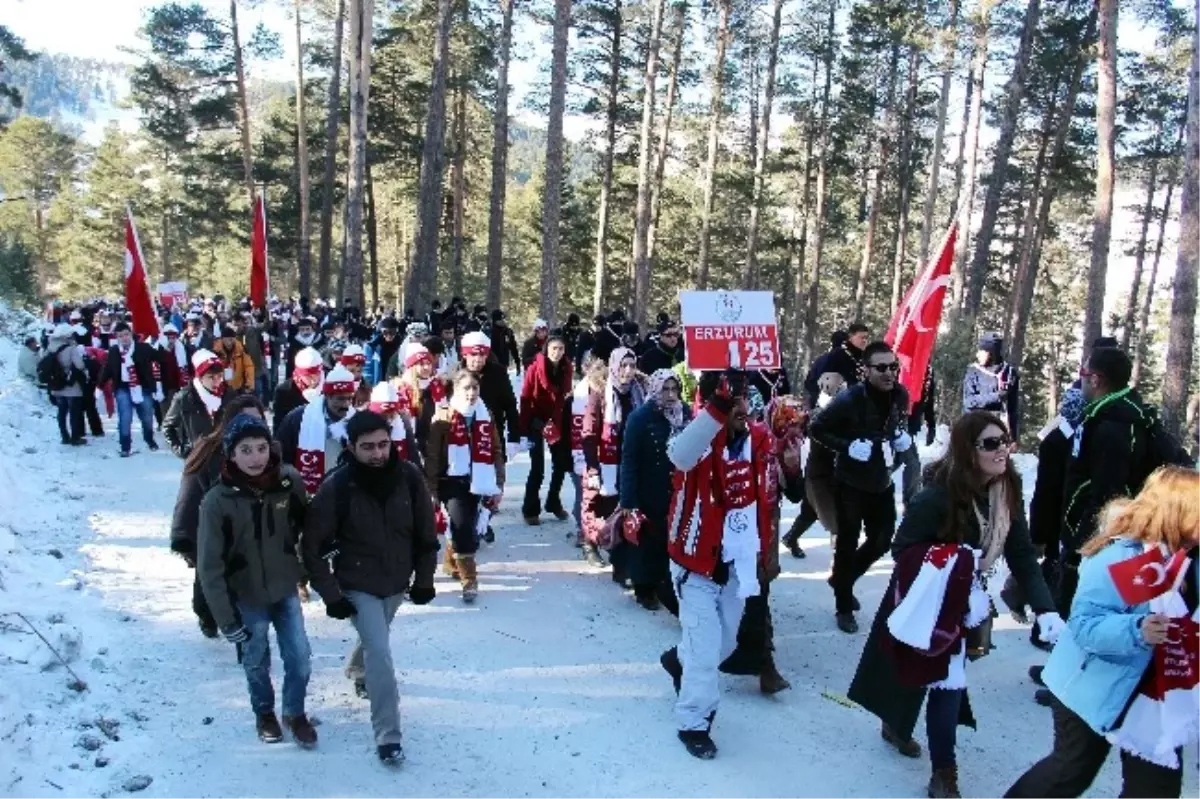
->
xmin=0 ymin=330 xmax=1196 ymax=798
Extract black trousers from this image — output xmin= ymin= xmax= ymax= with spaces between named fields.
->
xmin=1005 ymin=698 xmax=1182 ymax=798
xmin=440 ymin=477 xmax=481 ymax=556
xmin=193 ymin=571 xmax=215 ymax=628
xmin=729 ymin=578 xmax=773 ymax=672
xmin=522 ymin=429 xmax=567 ymax=517
xmin=926 ymin=687 xmax=964 ymax=770
xmin=787 ymin=496 xmax=820 ymax=541
xmin=56 ymin=396 xmax=84 ymax=442
xmin=82 ymin=383 xmax=104 ymax=435
xmin=832 ymin=483 xmax=897 ymax=613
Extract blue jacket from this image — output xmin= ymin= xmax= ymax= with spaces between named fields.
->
xmin=1042 ymin=538 xmax=1156 ymax=735
xmin=619 ymin=401 xmax=688 ymax=523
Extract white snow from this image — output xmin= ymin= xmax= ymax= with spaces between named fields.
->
xmin=0 ymin=316 xmax=1195 ymax=798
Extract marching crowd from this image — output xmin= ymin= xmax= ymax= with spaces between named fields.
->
xmin=18 ymin=293 xmax=1198 ymax=797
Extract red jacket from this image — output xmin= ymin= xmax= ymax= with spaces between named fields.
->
xmin=518 ymin=353 xmax=573 ymax=438
xmin=665 ymin=402 xmax=776 ymax=579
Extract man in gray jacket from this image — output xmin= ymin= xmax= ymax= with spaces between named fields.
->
xmin=302 ymin=411 xmax=438 ymax=766
xmin=47 ymin=324 xmax=87 ymax=445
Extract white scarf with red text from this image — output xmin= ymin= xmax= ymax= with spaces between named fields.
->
xmin=120 ymin=345 xmax=144 ymax=405
xmin=447 ymin=399 xmax=499 ymax=497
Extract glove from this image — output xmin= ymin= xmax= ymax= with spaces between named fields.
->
xmin=170 ymin=539 xmax=196 ymax=569
xmin=222 ymin=624 xmax=250 ymax=644
xmin=408 ymin=585 xmax=436 ymax=605
xmin=325 ymin=596 xmax=357 ymax=620
xmin=1036 ymin=611 xmax=1065 ymax=644
xmin=584 ymin=473 xmax=601 ymax=490
xmin=893 ymin=431 xmax=913 ymax=453
xmin=847 ymin=439 xmax=873 ymax=463
xmin=506 ymin=441 xmax=521 ymax=461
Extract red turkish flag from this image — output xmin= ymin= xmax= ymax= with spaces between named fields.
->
xmin=250 ymin=194 xmax=269 ymax=308
xmin=885 ymin=221 xmax=957 ymax=410
xmin=124 ymin=208 xmax=160 ymax=340
xmin=1109 ymin=546 xmax=1190 ymax=606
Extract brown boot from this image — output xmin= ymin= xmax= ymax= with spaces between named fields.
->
xmin=927 ymin=765 xmax=961 ymax=798
xmin=455 ymin=554 xmax=478 ymax=603
xmin=283 ymin=713 xmax=318 ymax=749
xmin=881 ymin=722 xmax=922 ymax=758
xmin=759 ymin=655 xmax=791 ymax=695
xmin=443 ymin=540 xmax=458 ymax=579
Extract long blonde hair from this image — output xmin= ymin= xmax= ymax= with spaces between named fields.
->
xmin=1081 ymin=466 xmax=1200 ymax=556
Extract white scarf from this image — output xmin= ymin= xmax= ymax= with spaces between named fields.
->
xmin=193 ymin=378 xmax=222 ymax=416
xmin=171 ymin=338 xmax=188 ymax=373
xmin=120 ymin=344 xmax=143 ymax=405
xmin=719 ymin=432 xmax=760 ymax=600
xmin=571 ymin=380 xmax=591 ymax=476
xmin=446 ymin=398 xmax=500 ymax=497
xmin=296 ymin=400 xmax=334 ymax=494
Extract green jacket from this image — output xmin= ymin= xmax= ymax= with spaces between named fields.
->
xmin=197 ymin=464 xmax=308 ymax=631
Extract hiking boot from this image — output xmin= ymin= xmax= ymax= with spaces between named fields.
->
xmin=198 ymin=619 xmax=219 ymax=639
xmin=483 ymin=526 xmax=495 ymax=544
xmin=677 ymin=729 xmax=717 ymax=759
xmin=634 ymin=586 xmax=661 ymax=611
xmin=582 ymin=544 xmax=606 ymax=568
xmin=283 ymin=714 xmax=318 ymax=748
xmin=443 ymin=540 xmax=459 ymax=578
xmin=1028 ymin=665 xmax=1045 ymax=687
xmin=881 ymin=722 xmax=921 ymax=758
xmin=759 ymin=657 xmax=791 ymax=695
xmin=719 ymin=648 xmax=760 ymax=676
xmin=456 ymin=554 xmax=478 ymax=603
xmin=256 ymin=712 xmax=283 ymax=743
xmin=836 ymin=612 xmax=859 ymax=634
xmin=927 ymin=765 xmax=961 ymax=798
xmin=377 ymin=743 xmax=405 ymax=766
xmin=354 ymin=680 xmax=369 ymax=700
xmin=69 ymin=437 xmax=87 ymax=446
xmin=660 ymin=647 xmax=682 ymax=694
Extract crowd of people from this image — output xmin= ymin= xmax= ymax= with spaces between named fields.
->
xmin=18 ymin=293 xmax=1198 ymax=795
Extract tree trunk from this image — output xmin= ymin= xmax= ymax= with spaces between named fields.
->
xmin=1161 ymin=23 xmax=1199 ymax=438
xmin=161 ymin=208 xmax=171 ymax=282
xmin=449 ymin=79 xmax=467 ymax=300
xmin=539 ymin=0 xmax=571 ymax=322
xmin=317 ymin=0 xmax=345 ymax=301
xmin=791 ymin=52 xmax=820 ymax=369
xmin=594 ymin=0 xmax=625 ymax=316
xmin=890 ymin=47 xmax=920 ymax=315
xmin=802 ymin=0 xmax=837 ymax=363
xmin=343 ymin=0 xmax=373 ymax=309
xmin=408 ymin=0 xmax=454 ymax=313
xmin=964 ymin=0 xmax=1041 ymax=320
xmin=852 ymin=43 xmax=900 ymax=321
xmin=1120 ymin=150 xmax=1161 ymax=350
xmin=230 ymin=0 xmax=257 ymax=206
xmin=743 ymin=0 xmax=785 ymax=290
xmin=366 ymin=159 xmax=379 ymax=309
xmin=1133 ymin=139 xmax=1182 ymax=384
xmin=917 ymin=0 xmax=960 ymax=268
xmin=1082 ymin=0 xmax=1118 ymax=355
xmin=294 ymin=0 xmax=312 ymax=299
xmin=694 ymin=0 xmax=733 ymax=290
xmin=647 ymin=1 xmax=685 ymax=263
xmin=485 ymin=0 xmax=515 ymax=310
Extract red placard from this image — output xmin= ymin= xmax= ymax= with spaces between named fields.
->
xmin=680 ymin=290 xmax=781 ymax=370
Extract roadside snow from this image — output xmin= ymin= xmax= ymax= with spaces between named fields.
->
xmin=0 ymin=321 xmax=1194 ymax=798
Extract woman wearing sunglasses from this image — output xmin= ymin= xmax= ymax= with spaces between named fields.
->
xmin=847 ymin=411 xmax=1062 ymax=798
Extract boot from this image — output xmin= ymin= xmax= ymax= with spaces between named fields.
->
xmin=927 ymin=766 xmax=961 ymax=798
xmin=256 ymin=712 xmax=283 ymax=744
xmin=443 ymin=540 xmax=459 ymax=579
xmin=283 ymin=714 xmax=318 ymax=748
xmin=582 ymin=543 xmax=605 ymax=568
xmin=759 ymin=654 xmax=791 ymax=695
xmin=456 ymin=554 xmax=478 ymax=603
xmin=881 ymin=722 xmax=922 ymax=758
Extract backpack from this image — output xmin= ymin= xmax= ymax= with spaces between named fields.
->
xmin=37 ymin=345 xmax=74 ymax=391
xmin=1132 ymin=404 xmax=1196 ymax=487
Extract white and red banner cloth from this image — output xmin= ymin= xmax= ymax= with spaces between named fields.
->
xmin=887 ymin=543 xmax=962 ymax=650
xmin=296 ymin=401 xmax=332 ymax=494
xmin=124 ymin=208 xmax=160 ymax=341
xmin=250 ymin=195 xmax=269 ymax=308
xmin=571 ymin=380 xmax=590 ymax=476
xmin=446 ymin=399 xmax=500 ymax=497
xmin=679 ymin=290 xmax=780 ymax=371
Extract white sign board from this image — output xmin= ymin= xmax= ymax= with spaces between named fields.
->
xmin=679 ymin=290 xmax=781 ymax=370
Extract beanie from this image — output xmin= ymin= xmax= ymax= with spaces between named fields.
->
xmin=223 ymin=415 xmax=271 ymax=455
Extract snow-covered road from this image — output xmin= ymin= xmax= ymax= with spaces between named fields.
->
xmin=0 ymin=356 xmax=1195 ymax=797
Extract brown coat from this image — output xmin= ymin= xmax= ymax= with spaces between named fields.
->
xmin=425 ymin=405 xmax=506 ymax=496
xmin=212 ymin=337 xmax=255 ymax=391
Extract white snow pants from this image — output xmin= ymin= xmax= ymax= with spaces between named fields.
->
xmin=672 ymin=563 xmax=745 ymax=731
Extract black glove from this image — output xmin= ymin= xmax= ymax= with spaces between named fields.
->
xmin=170 ymin=539 xmax=197 ymax=569
xmin=408 ymin=585 xmax=436 ymax=606
xmin=325 ymin=596 xmax=357 ymax=619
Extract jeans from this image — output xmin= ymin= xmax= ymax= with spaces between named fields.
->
xmin=344 ymin=590 xmax=405 ymax=746
xmin=115 ymin=386 xmax=156 ymax=453
xmin=673 ymin=563 xmax=745 ymax=731
xmin=522 ymin=429 xmax=567 ymax=517
xmin=440 ymin=477 xmax=481 ymax=555
xmin=256 ymin=373 xmax=271 ymax=407
xmin=1005 ymin=697 xmax=1182 ymax=798
xmin=832 ymin=483 xmax=897 ymax=613
xmin=55 ymin=395 xmax=83 ymax=442
xmin=926 ymin=687 xmax=964 ymax=770
xmin=236 ymin=593 xmax=312 ymax=717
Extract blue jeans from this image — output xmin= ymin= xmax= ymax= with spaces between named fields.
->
xmin=115 ymin=386 xmax=156 ymax=453
xmin=236 ymin=593 xmax=312 ymax=717
xmin=255 ymin=373 xmax=271 ymax=407
xmin=56 ymin=395 xmax=83 ymax=442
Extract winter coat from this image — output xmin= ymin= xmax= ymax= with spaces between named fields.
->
xmin=424 ymin=405 xmax=506 ymax=493
xmin=212 ymin=337 xmax=255 ymax=392
xmin=196 ymin=464 xmax=308 ymax=630
xmin=18 ymin=346 xmax=40 ymax=382
xmin=961 ymin=361 xmax=1021 ymax=439
xmin=102 ymin=341 xmax=157 ymax=393
xmin=484 ymin=322 xmax=521 ymax=371
xmin=1040 ymin=538 xmax=1159 ymax=736
xmin=48 ymin=338 xmax=85 ymax=398
xmin=156 ymin=345 xmax=185 ymax=393
xmin=476 ymin=357 xmax=521 ymax=444
xmin=163 ymin=384 xmax=220 ymax=458
xmin=1062 ymin=388 xmax=1152 ymax=552
xmin=803 ymin=345 xmax=865 ymax=407
xmin=637 ymin=343 xmax=684 ymax=375
xmin=1029 ymin=425 xmax=1073 ymax=555
xmin=365 ymin=333 xmax=402 ymax=386
xmin=302 ymin=458 xmax=439 ymax=602
xmin=241 ymin=326 xmax=267 ymax=375
xmin=272 ymin=380 xmax=308 ymax=433
xmin=619 ymin=401 xmax=689 ymax=524
xmin=170 ymin=453 xmax=221 ymax=553
xmin=518 ymin=353 xmax=573 ymax=439
xmin=749 ymin=368 xmax=792 ymax=402
xmin=808 ymin=383 xmax=911 ymax=494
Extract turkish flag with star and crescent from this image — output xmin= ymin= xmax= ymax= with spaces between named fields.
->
xmin=885 ymin=221 xmax=957 ymax=411
xmin=124 ymin=207 xmax=160 ymax=340
xmin=1109 ymin=545 xmax=1190 ymax=606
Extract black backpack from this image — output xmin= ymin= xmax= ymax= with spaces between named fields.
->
xmin=37 ymin=345 xmax=74 ymax=391
xmin=1133 ymin=404 xmax=1196 ymax=486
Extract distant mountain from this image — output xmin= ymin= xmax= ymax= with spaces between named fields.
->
xmin=0 ymin=53 xmax=132 ymax=136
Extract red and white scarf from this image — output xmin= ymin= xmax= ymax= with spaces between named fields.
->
xmin=571 ymin=380 xmax=591 ymax=476
xmin=193 ymin=377 xmax=223 ymax=416
xmin=119 ymin=344 xmax=143 ymax=404
xmin=447 ymin=399 xmax=499 ymax=497
xmin=296 ymin=400 xmax=331 ymax=494
xmin=167 ymin=337 xmax=188 ymax=377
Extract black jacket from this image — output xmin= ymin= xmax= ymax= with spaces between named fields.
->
xmin=474 ymin=357 xmax=520 ymax=444
xmin=521 ymin=335 xmax=545 ymax=371
xmin=272 ymin=380 xmax=308 ymax=433
xmin=1029 ymin=425 xmax=1072 ymax=556
xmin=749 ymin=368 xmax=792 ymax=402
xmin=1062 ymin=388 xmax=1152 ymax=552
xmin=638 ymin=343 xmax=684 ymax=375
xmin=163 ymin=384 xmax=219 ymax=458
xmin=484 ymin=322 xmax=521 ymax=371
xmin=302 ymin=457 xmax=439 ymax=601
xmin=809 ymin=382 xmax=910 ymax=493
xmin=102 ymin=342 xmax=157 ymax=391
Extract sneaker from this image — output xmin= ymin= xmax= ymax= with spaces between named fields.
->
xmin=660 ymin=647 xmax=682 ymax=694
xmin=119 ymin=450 xmax=132 ymax=458
xmin=836 ymin=612 xmax=859 ymax=634
xmin=1028 ymin=665 xmax=1045 ymax=687
xmin=881 ymin=722 xmax=921 ymax=758
xmin=256 ymin=712 xmax=284 ymax=743
xmin=677 ymin=729 xmax=717 ymax=760
xmin=377 ymin=743 xmax=405 ymax=766
xmin=283 ymin=714 xmax=318 ymax=748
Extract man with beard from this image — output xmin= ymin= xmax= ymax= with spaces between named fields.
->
xmin=273 ymin=347 xmax=325 ymax=433
xmin=164 ymin=349 xmax=227 ymax=458
xmin=809 ymin=341 xmax=910 ymax=634
xmin=485 ymin=310 xmax=522 ymax=374
xmin=803 ymin=325 xmax=869 ymax=407
xmin=460 ymin=331 xmax=522 ymax=461
xmin=277 ymin=363 xmax=358 ymax=495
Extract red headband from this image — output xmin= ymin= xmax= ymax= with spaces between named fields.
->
xmin=461 ymin=345 xmax=490 ymax=357
xmin=405 ymin=351 xmax=434 ymax=368
xmin=340 ymin=353 xmax=366 ymax=366
xmin=294 ymin=365 xmax=323 ymax=379
xmin=323 ymin=380 xmax=356 ymax=396
xmin=369 ymin=401 xmax=398 ymax=414
xmin=195 ymin=358 xmax=223 ymax=378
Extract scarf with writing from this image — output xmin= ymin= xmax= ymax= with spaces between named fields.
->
xmin=571 ymin=380 xmax=592 ymax=476
xmin=120 ymin=344 xmax=144 ymax=404
xmin=447 ymin=399 xmax=499 ymax=497
xmin=295 ymin=400 xmax=337 ymax=494
xmin=600 ymin=348 xmax=643 ymax=496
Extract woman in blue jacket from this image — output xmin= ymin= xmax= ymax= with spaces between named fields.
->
xmin=1005 ymin=466 xmax=1198 ymax=799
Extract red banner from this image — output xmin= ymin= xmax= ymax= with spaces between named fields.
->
xmin=680 ymin=291 xmax=781 ymax=370
xmin=885 ymin=221 xmax=957 ymax=409
xmin=1109 ymin=546 xmax=1190 ymax=606
xmin=124 ymin=208 xmax=161 ymax=340
xmin=250 ymin=194 xmax=269 ymax=308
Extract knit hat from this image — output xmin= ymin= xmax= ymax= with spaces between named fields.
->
xmin=51 ymin=323 xmax=74 ymax=340
xmin=163 ymin=323 xmax=179 ymax=335
xmin=323 ymin=364 xmax=357 ymax=395
xmin=461 ymin=331 xmax=491 ymax=356
xmin=294 ymin=347 xmax=324 ymax=377
xmin=978 ymin=332 xmax=1004 ymax=354
xmin=340 ymin=343 xmax=366 ymax=366
xmin=403 ymin=343 xmax=433 ymax=369
xmin=369 ymin=382 xmax=399 ymax=414
xmin=192 ymin=349 xmax=223 ymax=378
xmin=533 ymin=318 xmax=548 ymax=330
xmin=406 ymin=322 xmax=429 ymax=340
xmin=222 ymin=414 xmax=271 ymax=455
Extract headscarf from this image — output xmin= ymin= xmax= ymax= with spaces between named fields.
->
xmin=647 ymin=368 xmax=685 ymax=432
xmin=608 ymin=347 xmax=643 ymax=403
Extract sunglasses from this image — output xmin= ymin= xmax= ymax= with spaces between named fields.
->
xmin=869 ymin=362 xmax=900 ymax=374
xmin=975 ymin=435 xmax=1012 ymax=452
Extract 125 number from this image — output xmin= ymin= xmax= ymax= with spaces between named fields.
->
xmin=727 ymin=340 xmax=775 ymax=368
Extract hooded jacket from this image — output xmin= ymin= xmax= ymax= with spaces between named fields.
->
xmin=212 ymin=337 xmax=255 ymax=392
